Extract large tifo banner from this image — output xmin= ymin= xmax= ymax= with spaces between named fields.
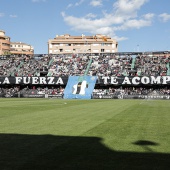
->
xmin=64 ymin=76 xmax=97 ymax=99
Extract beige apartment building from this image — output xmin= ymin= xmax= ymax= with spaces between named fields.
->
xmin=0 ymin=30 xmax=11 ymax=55
xmin=48 ymin=34 xmax=118 ymax=54
xmin=10 ymin=42 xmax=34 ymax=56
xmin=0 ymin=29 xmax=34 ymax=56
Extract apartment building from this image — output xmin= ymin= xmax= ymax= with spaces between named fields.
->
xmin=0 ymin=29 xmax=34 ymax=56
xmin=0 ymin=30 xmax=11 ymax=55
xmin=10 ymin=42 xmax=34 ymax=56
xmin=48 ymin=34 xmax=118 ymax=54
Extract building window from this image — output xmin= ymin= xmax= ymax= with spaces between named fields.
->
xmin=101 ymin=49 xmax=105 ymax=52
xmin=59 ymin=49 xmax=63 ymax=52
xmin=75 ymin=43 xmax=81 ymax=46
xmin=93 ymin=49 xmax=99 ymax=52
xmin=2 ymin=43 xmax=10 ymax=47
xmin=93 ymin=44 xmax=99 ymax=46
xmin=65 ymin=44 xmax=71 ymax=46
xmin=105 ymin=43 xmax=111 ymax=46
xmin=65 ymin=49 xmax=71 ymax=52
xmin=105 ymin=50 xmax=111 ymax=52
xmin=53 ymin=43 xmax=60 ymax=47
xmin=84 ymin=41 xmax=88 ymax=46
xmin=112 ymin=44 xmax=115 ymax=48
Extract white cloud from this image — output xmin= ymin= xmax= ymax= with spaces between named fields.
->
xmin=62 ymin=0 xmax=151 ymax=40
xmin=113 ymin=0 xmax=149 ymax=13
xmin=0 ymin=13 xmax=5 ymax=17
xmin=113 ymin=0 xmax=149 ymax=19
xmin=143 ymin=13 xmax=154 ymax=20
xmin=66 ymin=0 xmax=84 ymax=9
xmin=159 ymin=13 xmax=170 ymax=22
xmin=66 ymin=3 xmax=73 ymax=9
xmin=90 ymin=0 xmax=103 ymax=7
xmin=75 ymin=0 xmax=84 ymax=6
xmin=61 ymin=12 xmax=120 ymax=37
xmin=10 ymin=15 xmax=18 ymax=18
xmin=85 ymin=13 xmax=97 ymax=19
xmin=115 ymin=13 xmax=154 ymax=30
xmin=120 ymin=19 xmax=152 ymax=30
xmin=114 ymin=36 xmax=128 ymax=41
xmin=32 ymin=0 xmax=47 ymax=2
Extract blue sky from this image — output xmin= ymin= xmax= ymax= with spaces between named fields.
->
xmin=0 ymin=0 xmax=170 ymax=54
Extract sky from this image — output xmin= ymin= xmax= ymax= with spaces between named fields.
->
xmin=0 ymin=0 xmax=170 ymax=54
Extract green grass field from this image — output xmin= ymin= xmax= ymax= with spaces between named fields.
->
xmin=0 ymin=98 xmax=170 ymax=170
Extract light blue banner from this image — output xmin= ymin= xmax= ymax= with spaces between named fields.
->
xmin=64 ymin=76 xmax=97 ymax=99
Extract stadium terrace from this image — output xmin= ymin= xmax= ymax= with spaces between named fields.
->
xmin=0 ymin=51 xmax=170 ymax=99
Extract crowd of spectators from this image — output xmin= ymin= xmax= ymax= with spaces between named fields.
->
xmin=0 ymin=86 xmax=20 ymax=97
xmin=25 ymin=86 xmax=64 ymax=95
xmin=0 ymin=86 xmax=64 ymax=97
xmin=0 ymin=53 xmax=170 ymax=77
xmin=47 ymin=54 xmax=134 ymax=77
xmin=1 ymin=86 xmax=170 ymax=98
xmin=0 ymin=54 xmax=51 ymax=77
xmin=134 ymin=55 xmax=170 ymax=76
xmin=93 ymin=87 xmax=170 ymax=96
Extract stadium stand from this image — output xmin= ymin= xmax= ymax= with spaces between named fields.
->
xmin=0 ymin=52 xmax=170 ymax=99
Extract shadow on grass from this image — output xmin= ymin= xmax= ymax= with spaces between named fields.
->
xmin=132 ymin=140 xmax=159 ymax=152
xmin=0 ymin=134 xmax=169 ymax=170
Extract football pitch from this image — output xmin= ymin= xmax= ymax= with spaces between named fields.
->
xmin=0 ymin=98 xmax=170 ymax=170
